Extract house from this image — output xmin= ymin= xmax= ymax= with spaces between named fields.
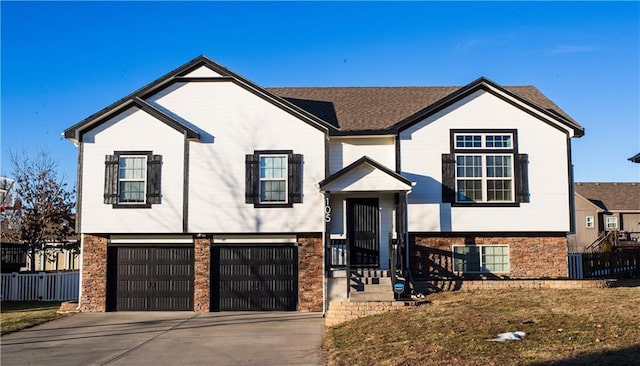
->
xmin=64 ymin=55 xmax=584 ymax=312
xmin=569 ymin=182 xmax=640 ymax=252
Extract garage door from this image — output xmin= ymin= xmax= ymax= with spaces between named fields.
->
xmin=211 ymin=246 xmax=298 ymax=311
xmin=107 ymin=246 xmax=194 ymax=311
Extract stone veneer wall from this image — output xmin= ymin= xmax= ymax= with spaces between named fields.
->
xmin=193 ymin=237 xmax=210 ymax=312
xmin=80 ymin=234 xmax=108 ymax=312
xmin=326 ymin=279 xmax=606 ymax=326
xmin=410 ymin=234 xmax=567 ymax=279
xmin=297 ymin=233 xmax=323 ymax=312
xmin=325 ymin=301 xmax=413 ymax=327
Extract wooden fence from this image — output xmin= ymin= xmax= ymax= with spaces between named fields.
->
xmin=1 ymin=271 xmax=79 ymax=301
xmin=568 ymin=251 xmax=640 ymax=279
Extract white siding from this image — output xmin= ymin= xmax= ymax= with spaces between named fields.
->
xmin=183 ymin=66 xmax=223 ymax=78
xmin=80 ymin=107 xmax=185 ymax=233
xmin=401 ymin=90 xmax=572 ymax=232
xmin=329 ymin=137 xmax=395 ymax=174
xmin=322 ymin=164 xmax=411 ymax=192
xmin=146 ymin=81 xmax=327 ymax=233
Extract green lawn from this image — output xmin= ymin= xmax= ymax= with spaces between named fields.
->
xmin=325 ymin=287 xmax=640 ymax=365
xmin=1 ymin=301 xmax=64 ymax=335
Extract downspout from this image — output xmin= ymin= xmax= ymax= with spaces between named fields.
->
xmin=76 ymin=235 xmax=83 ymax=311
xmin=73 ymin=138 xmax=84 ymax=312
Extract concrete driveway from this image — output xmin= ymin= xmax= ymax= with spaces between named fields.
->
xmin=1 ymin=312 xmax=325 ymax=366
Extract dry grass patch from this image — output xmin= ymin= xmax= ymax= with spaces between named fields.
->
xmin=1 ymin=301 xmax=64 ymax=335
xmin=325 ymin=287 xmax=640 ymax=365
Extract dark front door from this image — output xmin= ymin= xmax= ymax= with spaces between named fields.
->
xmin=108 ymin=246 xmax=194 ymax=311
xmin=347 ymin=198 xmax=380 ymax=267
xmin=211 ymin=245 xmax=298 ymax=311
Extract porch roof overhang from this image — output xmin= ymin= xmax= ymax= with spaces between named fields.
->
xmin=319 ymin=156 xmax=414 ymax=193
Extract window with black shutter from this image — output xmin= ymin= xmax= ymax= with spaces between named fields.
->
xmin=104 ymin=151 xmax=162 ymax=208
xmin=245 ymin=150 xmax=303 ymax=208
xmin=442 ymin=130 xmax=529 ymax=206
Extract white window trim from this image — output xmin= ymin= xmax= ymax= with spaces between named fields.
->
xmin=259 ymin=154 xmax=288 ymax=204
xmin=606 ymin=216 xmax=618 ymax=230
xmin=586 ymin=216 xmax=595 ymax=228
xmin=452 ymin=244 xmax=510 ymax=274
xmin=118 ymin=155 xmax=147 ymax=204
xmin=455 ymin=153 xmax=514 ymax=203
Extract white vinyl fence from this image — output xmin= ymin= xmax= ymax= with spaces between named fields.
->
xmin=1 ymin=271 xmax=79 ymax=301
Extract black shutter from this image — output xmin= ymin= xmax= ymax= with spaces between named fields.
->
xmin=288 ymin=154 xmax=303 ymax=204
xmin=516 ymin=153 xmax=530 ymax=203
xmin=104 ymin=155 xmax=118 ymax=204
xmin=245 ymin=154 xmax=260 ymax=204
xmin=147 ymin=154 xmax=162 ymax=204
xmin=442 ymin=153 xmax=456 ymax=203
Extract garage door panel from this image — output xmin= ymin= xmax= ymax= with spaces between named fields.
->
xmin=213 ymin=246 xmax=298 ymax=311
xmin=109 ymin=246 xmax=194 ymax=311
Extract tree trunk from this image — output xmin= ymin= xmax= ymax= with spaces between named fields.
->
xmin=30 ymin=246 xmax=36 ymax=272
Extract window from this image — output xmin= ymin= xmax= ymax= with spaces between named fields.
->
xmin=606 ymin=216 xmax=618 ymax=230
xmin=586 ymin=216 xmax=595 ymax=228
xmin=453 ymin=245 xmax=509 ymax=274
xmin=104 ymin=151 xmax=162 ymax=207
xmin=259 ymin=155 xmax=287 ymax=203
xmin=246 ymin=151 xmax=303 ymax=207
xmin=442 ymin=130 xmax=529 ymax=205
xmin=118 ymin=156 xmax=146 ymax=203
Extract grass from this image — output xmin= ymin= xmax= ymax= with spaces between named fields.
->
xmin=325 ymin=286 xmax=640 ymax=365
xmin=1 ymin=301 xmax=64 ymax=335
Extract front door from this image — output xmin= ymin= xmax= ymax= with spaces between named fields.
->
xmin=347 ymin=198 xmax=379 ymax=267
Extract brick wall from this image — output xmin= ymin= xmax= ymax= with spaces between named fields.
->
xmin=80 ymin=234 xmax=108 ymax=312
xmin=298 ymin=233 xmax=323 ymax=312
xmin=410 ymin=234 xmax=568 ymax=280
xmin=193 ymin=237 xmax=210 ymax=312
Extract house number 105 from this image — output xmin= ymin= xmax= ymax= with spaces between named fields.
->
xmin=324 ymin=198 xmax=331 ymax=222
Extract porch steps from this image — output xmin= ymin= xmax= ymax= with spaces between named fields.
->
xmin=349 ymin=269 xmax=395 ymax=302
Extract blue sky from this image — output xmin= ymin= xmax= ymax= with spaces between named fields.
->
xmin=2 ymin=1 xmax=639 ymax=186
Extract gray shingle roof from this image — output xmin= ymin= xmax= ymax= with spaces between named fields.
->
xmin=266 ymin=85 xmax=579 ymax=132
xmin=575 ymin=182 xmax=640 ymax=211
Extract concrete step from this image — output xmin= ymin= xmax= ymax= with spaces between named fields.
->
xmin=351 ymin=269 xmax=390 ymax=278
xmin=350 ymin=276 xmax=393 ymax=286
xmin=349 ymin=291 xmax=396 ymax=302
xmin=350 ymin=282 xmax=393 ymax=293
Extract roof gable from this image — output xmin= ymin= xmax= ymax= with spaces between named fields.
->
xmin=319 ymin=156 xmax=413 ymax=192
xmin=69 ymin=97 xmax=200 ymax=143
xmin=390 ymin=77 xmax=583 ymax=137
xmin=64 ymin=56 xmax=336 ymax=142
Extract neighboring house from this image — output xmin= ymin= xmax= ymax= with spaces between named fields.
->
xmin=22 ymin=242 xmax=80 ymax=272
xmin=569 ymin=182 xmax=640 ymax=252
xmin=64 ymin=56 xmax=584 ymax=312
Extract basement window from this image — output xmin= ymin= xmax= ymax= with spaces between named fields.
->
xmin=453 ymin=245 xmax=509 ymax=274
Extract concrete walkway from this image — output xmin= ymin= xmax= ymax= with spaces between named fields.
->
xmin=1 ymin=312 xmax=325 ymax=366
